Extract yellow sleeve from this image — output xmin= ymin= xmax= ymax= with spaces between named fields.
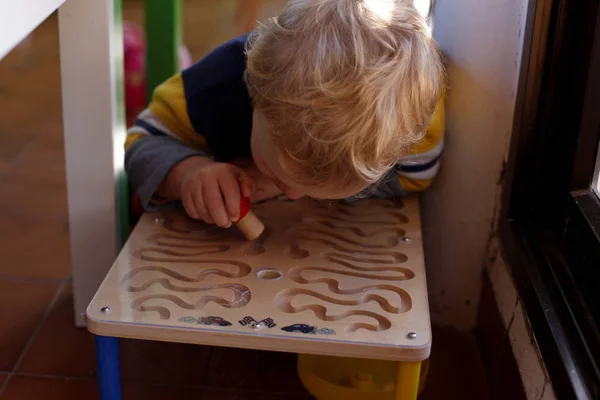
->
xmin=396 ymin=97 xmax=446 ymax=192
xmin=125 ymin=73 xmax=210 ymax=153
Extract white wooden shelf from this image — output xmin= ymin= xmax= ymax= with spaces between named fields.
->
xmin=0 ymin=0 xmax=66 ymax=60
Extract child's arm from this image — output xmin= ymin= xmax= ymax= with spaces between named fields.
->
xmin=394 ymin=97 xmax=445 ymax=193
xmin=125 ymin=73 xmax=209 ymax=209
xmin=125 ymin=73 xmax=255 ymax=226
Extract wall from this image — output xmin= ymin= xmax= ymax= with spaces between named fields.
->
xmin=429 ymin=2 xmax=562 ymax=396
xmin=423 ymin=0 xmax=530 ymax=329
xmin=486 ymin=238 xmax=557 ymax=400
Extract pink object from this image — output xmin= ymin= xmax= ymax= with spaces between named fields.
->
xmin=179 ymin=45 xmax=193 ymax=70
xmin=123 ymin=21 xmax=193 ymax=126
xmin=123 ymin=22 xmax=147 ymax=126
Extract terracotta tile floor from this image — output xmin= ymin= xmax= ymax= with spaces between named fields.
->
xmin=0 ymin=1 xmax=491 ymax=398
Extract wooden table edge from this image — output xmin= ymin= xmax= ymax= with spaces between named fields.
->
xmin=86 ymin=314 xmax=432 ymax=362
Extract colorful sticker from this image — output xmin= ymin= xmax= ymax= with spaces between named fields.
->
xmin=314 ymin=327 xmax=336 ymax=335
xmin=259 ymin=318 xmax=277 ymax=328
xmin=281 ymin=324 xmax=336 ymax=335
xmin=281 ymin=324 xmax=315 ymax=333
xmin=239 ymin=316 xmax=277 ymax=328
xmin=179 ymin=316 xmax=232 ymax=327
xmin=239 ymin=316 xmax=257 ymax=326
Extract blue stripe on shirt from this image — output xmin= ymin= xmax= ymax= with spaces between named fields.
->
xmin=134 ymin=119 xmax=167 ymax=138
xmin=395 ymin=154 xmax=441 ymax=173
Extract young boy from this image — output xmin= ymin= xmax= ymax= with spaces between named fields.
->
xmin=125 ymin=0 xmax=445 ymax=229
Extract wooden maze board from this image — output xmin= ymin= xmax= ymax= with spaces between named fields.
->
xmin=87 ymin=197 xmax=431 ymax=361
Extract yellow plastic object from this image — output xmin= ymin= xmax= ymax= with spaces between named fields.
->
xmin=395 ymin=361 xmax=422 ymax=400
xmin=298 ymin=354 xmax=430 ymax=400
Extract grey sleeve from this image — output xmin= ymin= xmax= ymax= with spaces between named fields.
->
xmin=342 ymin=169 xmax=408 ymax=203
xmin=125 ymin=135 xmax=208 ymax=211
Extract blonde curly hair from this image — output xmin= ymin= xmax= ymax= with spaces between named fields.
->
xmin=245 ymin=0 xmax=444 ymax=191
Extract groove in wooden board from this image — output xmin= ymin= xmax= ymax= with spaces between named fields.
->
xmin=275 ymin=290 xmax=392 ymax=333
xmin=123 ymin=261 xmax=251 ymax=286
xmin=310 ymin=200 xmax=407 ymax=220
xmin=135 ymin=243 xmax=235 ymax=260
xmin=307 ymin=221 xmax=408 ymax=238
xmin=131 ymin=284 xmax=251 ymax=319
xmin=292 ymin=227 xmax=403 ymax=248
xmin=326 ymin=252 xmax=409 ymax=266
xmin=287 ymin=236 xmax=410 ymax=260
xmin=314 ymin=199 xmax=404 ymax=212
xmin=161 ymin=214 xmax=231 ymax=237
xmin=303 ymin=210 xmax=409 ymax=226
xmin=125 ymin=214 xmax=266 ymax=320
xmin=147 ymin=233 xmax=231 ymax=249
xmin=278 ymin=202 xmax=415 ymax=333
xmin=123 ymin=269 xmax=250 ymax=293
xmin=290 ymin=266 xmax=413 ymax=293
xmin=155 ymin=219 xmax=273 ymax=256
xmin=130 ymin=253 xmax=252 ymax=276
xmin=290 ymin=266 xmax=414 ymax=282
xmin=276 ymin=287 xmax=412 ymax=314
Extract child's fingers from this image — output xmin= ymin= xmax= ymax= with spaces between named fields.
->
xmin=192 ymin=190 xmax=213 ymax=224
xmin=237 ymin=172 xmax=256 ymax=198
xmin=203 ymin=181 xmax=231 ymax=228
xmin=182 ymin=182 xmax=214 ymax=223
xmin=182 ymin=188 xmax=201 ymax=220
xmin=218 ymin=171 xmax=241 ymax=221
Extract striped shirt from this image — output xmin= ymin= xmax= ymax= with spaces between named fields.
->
xmin=125 ymin=34 xmax=445 ymax=209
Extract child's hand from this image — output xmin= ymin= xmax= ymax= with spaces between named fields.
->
xmin=179 ymin=159 xmax=255 ymax=227
xmin=231 ymin=160 xmax=283 ymax=203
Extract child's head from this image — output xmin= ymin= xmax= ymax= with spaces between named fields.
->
xmin=246 ymin=0 xmax=444 ymax=200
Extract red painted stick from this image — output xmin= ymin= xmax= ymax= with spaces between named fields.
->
xmin=234 ymin=197 xmax=264 ymax=240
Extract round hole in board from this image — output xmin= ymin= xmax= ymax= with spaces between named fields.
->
xmin=257 ymin=268 xmax=283 ymax=280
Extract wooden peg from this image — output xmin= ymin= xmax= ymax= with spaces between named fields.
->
xmin=235 ymin=197 xmax=265 ymax=240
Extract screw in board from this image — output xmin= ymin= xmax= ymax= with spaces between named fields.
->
xmin=407 ymin=332 xmax=417 ymax=339
xmin=101 ymin=307 xmax=111 ymax=313
xmin=254 ymin=322 xmax=265 ymax=329
xmin=402 ymin=237 xmax=412 ymax=243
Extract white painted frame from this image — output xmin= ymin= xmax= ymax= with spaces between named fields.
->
xmin=59 ymin=0 xmax=125 ymax=326
xmin=0 ymin=0 xmax=123 ymax=327
xmin=593 ymin=142 xmax=600 ymax=197
xmin=0 ymin=0 xmax=66 ymax=59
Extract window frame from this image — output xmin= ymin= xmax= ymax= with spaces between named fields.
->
xmin=501 ymin=0 xmax=600 ymax=398
xmin=593 ymin=145 xmax=600 ymax=194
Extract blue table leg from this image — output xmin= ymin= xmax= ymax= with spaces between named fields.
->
xmin=95 ymin=335 xmax=122 ymax=400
